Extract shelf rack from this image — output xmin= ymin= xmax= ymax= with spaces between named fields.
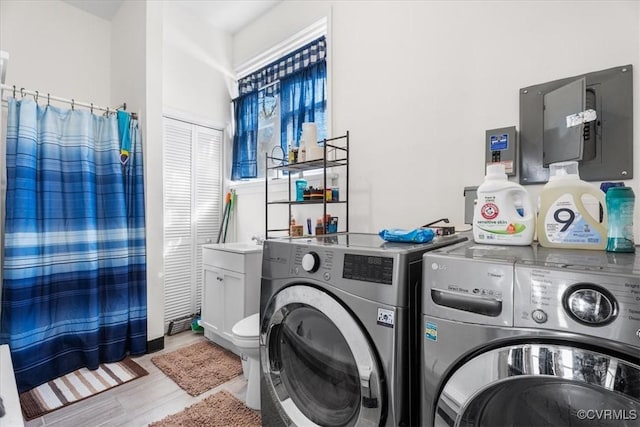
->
xmin=265 ymin=131 xmax=349 ymax=239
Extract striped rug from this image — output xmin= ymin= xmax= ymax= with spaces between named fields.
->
xmin=19 ymin=357 xmax=148 ymax=421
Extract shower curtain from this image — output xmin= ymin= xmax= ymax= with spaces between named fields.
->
xmin=1 ymin=97 xmax=147 ymax=392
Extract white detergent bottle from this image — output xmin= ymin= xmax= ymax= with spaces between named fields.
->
xmin=473 ymin=163 xmax=535 ymax=245
xmin=537 ymin=161 xmax=608 ymax=250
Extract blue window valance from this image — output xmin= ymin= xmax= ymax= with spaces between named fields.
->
xmin=237 ymin=36 xmax=326 ymax=97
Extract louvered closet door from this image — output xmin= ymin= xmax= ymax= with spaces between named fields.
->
xmin=163 ymin=116 xmax=222 ymax=331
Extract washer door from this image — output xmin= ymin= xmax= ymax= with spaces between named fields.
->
xmin=261 ymin=285 xmax=383 ymax=427
xmin=435 ymin=343 xmax=640 ymax=427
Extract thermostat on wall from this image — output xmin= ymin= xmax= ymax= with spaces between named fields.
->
xmin=485 ymin=126 xmax=517 ymax=176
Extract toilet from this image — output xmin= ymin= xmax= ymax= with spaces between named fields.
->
xmin=231 ymin=313 xmax=261 ymax=410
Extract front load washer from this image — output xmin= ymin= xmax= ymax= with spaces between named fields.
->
xmin=259 ymin=232 xmax=466 ymax=426
xmin=422 ymin=240 xmax=640 ymax=427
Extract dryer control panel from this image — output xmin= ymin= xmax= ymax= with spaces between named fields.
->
xmin=514 ymin=266 xmax=640 ymax=349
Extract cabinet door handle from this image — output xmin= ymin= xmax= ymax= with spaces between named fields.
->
xmin=216 ymin=277 xmax=223 ymax=281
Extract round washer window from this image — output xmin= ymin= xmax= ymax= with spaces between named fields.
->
xmin=277 ymin=306 xmax=360 ymax=426
xmin=458 ymin=377 xmax=640 ymax=427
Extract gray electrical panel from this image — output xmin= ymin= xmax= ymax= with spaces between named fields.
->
xmin=543 ymin=78 xmax=586 ymax=165
xmin=485 ymin=126 xmax=517 ymax=176
xmin=519 ymin=64 xmax=633 ymax=184
xmin=463 ymin=186 xmax=478 ymax=225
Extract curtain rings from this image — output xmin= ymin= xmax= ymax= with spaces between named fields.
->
xmin=20 ymin=88 xmax=25 ymax=98
xmin=47 ymin=93 xmax=50 ymax=106
xmin=34 ymin=90 xmax=39 ymax=104
xmin=12 ymin=85 xmax=16 ymax=98
xmin=90 ymin=103 xmax=94 ymax=114
xmin=71 ymin=99 xmax=75 ymax=110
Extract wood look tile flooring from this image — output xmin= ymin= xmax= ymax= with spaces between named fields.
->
xmin=24 ymin=332 xmax=250 ymax=427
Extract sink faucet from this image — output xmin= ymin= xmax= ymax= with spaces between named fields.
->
xmin=251 ymin=235 xmax=265 ymax=245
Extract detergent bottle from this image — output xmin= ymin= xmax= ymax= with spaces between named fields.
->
xmin=537 ymin=161 xmax=607 ymax=250
xmin=473 ymin=163 xmax=535 ymax=245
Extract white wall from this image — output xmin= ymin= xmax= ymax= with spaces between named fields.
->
xmin=0 ymin=0 xmax=111 ymax=105
xmin=163 ymin=5 xmax=233 ymax=128
xmin=110 ymin=0 xmax=166 ymax=344
xmin=233 ymin=0 xmax=640 ymax=243
xmin=143 ymin=0 xmax=165 ymax=345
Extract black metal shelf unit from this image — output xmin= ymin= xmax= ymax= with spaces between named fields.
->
xmin=265 ymin=131 xmax=349 ymax=239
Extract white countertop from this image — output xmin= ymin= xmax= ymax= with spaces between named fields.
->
xmin=202 ymin=242 xmax=263 ymax=254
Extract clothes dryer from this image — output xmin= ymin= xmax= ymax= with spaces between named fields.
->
xmin=422 ymin=240 xmax=640 ymax=426
xmin=259 ymin=232 xmax=466 ymax=426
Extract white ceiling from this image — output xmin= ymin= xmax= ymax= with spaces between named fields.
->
xmin=63 ymin=0 xmax=280 ymax=34
xmin=63 ymin=0 xmax=124 ymax=21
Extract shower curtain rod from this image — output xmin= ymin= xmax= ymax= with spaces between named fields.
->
xmin=0 ymin=83 xmax=127 ymax=114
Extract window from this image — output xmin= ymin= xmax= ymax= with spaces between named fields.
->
xmin=257 ymin=88 xmax=280 ymax=179
xmin=232 ymin=35 xmax=327 ymax=181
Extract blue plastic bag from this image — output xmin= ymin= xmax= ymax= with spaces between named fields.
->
xmin=379 ymin=228 xmax=435 ymax=243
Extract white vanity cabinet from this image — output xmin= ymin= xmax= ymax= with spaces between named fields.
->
xmin=201 ymin=243 xmax=262 ymax=352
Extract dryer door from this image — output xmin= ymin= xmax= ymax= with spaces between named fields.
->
xmin=435 ymin=343 xmax=640 ymax=427
xmin=261 ymin=285 xmax=384 ymax=427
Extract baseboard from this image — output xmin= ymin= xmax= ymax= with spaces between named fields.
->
xmin=146 ymin=336 xmax=165 ymax=353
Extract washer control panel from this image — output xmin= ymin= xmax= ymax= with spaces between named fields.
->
xmin=343 ymin=253 xmax=394 ymax=285
xmin=286 ymin=242 xmax=405 ymax=307
xmin=293 ymin=246 xmax=335 ymax=278
xmin=292 ymin=246 xmax=395 ymax=284
xmin=301 ymin=252 xmax=320 ymax=272
xmin=515 ymin=266 xmax=640 ymax=348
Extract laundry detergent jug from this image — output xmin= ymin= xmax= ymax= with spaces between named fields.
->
xmin=537 ymin=161 xmax=607 ymax=250
xmin=473 ymin=163 xmax=535 ymax=245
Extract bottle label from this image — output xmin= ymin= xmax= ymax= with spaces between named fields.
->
xmin=476 ymin=197 xmax=529 ymax=240
xmin=544 ymin=194 xmax=603 ymax=244
xmin=480 ymin=202 xmax=499 ymax=220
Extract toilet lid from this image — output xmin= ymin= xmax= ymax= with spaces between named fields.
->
xmin=232 ymin=312 xmax=259 ymax=339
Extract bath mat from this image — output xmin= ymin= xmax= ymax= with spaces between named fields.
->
xmin=148 ymin=390 xmax=260 ymax=426
xmin=19 ymin=357 xmax=148 ymax=421
xmin=151 ymin=340 xmax=242 ymax=396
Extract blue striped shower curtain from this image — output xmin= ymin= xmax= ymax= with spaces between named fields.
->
xmin=1 ymin=98 xmax=147 ymax=392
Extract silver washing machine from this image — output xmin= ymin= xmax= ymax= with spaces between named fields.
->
xmin=422 ymin=240 xmax=640 ymax=426
xmin=259 ymin=232 xmax=466 ymax=426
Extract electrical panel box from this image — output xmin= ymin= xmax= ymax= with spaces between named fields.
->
xmin=485 ymin=126 xmax=517 ymax=176
xmin=519 ymin=65 xmax=633 ymax=184
xmin=463 ymin=186 xmax=478 ymax=225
